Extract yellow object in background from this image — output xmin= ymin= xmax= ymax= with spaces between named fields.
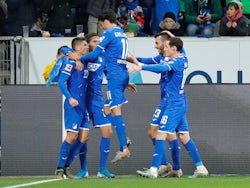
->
xmin=42 ymin=59 xmax=57 ymax=83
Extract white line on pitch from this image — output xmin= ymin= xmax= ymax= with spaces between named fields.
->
xmin=3 ymin=179 xmax=61 ymax=188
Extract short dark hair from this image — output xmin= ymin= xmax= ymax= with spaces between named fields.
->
xmin=98 ymin=9 xmax=116 ymax=23
xmin=57 ymin=45 xmax=68 ymax=55
xmin=154 ymin=32 xmax=170 ymax=42
xmin=168 ymin=37 xmax=183 ymax=52
xmin=85 ymin=32 xmax=98 ymax=43
xmin=227 ymin=2 xmax=240 ymax=10
xmin=71 ymin=37 xmax=86 ymax=50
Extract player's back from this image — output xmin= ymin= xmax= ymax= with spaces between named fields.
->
xmin=100 ymin=26 xmax=128 ymax=79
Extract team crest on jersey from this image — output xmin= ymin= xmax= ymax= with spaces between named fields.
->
xmin=87 ymin=62 xmax=101 ymax=72
xmin=64 ymin=64 xmax=73 ymax=72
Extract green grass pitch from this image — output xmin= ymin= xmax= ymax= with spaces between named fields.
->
xmin=0 ymin=175 xmax=250 ymax=188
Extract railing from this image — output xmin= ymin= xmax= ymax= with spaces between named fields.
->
xmin=0 ymin=36 xmax=25 ymax=85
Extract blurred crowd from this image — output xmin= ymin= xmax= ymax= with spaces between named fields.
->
xmin=0 ymin=0 xmax=249 ymax=37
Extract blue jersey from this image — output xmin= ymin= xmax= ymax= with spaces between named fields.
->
xmin=58 ymin=57 xmax=88 ymax=110
xmin=137 ymin=54 xmax=167 ymax=100
xmin=86 ymin=54 xmax=105 ymax=111
xmin=142 ymin=54 xmax=188 ymax=102
xmin=80 ymin=26 xmax=129 ymax=80
xmin=86 ymin=55 xmax=111 ymax=127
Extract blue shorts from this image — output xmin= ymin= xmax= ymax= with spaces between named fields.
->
xmin=150 ymin=99 xmax=168 ymax=127
xmin=106 ymin=77 xmax=129 ymax=109
xmin=89 ymin=109 xmax=111 ymax=128
xmin=64 ymin=107 xmax=90 ymax=133
xmin=158 ymin=99 xmax=189 ymax=134
xmin=86 ymin=91 xmax=111 ymax=127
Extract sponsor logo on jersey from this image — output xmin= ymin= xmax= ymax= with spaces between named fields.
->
xmin=65 ymin=64 xmax=73 ymax=72
xmin=87 ymin=62 xmax=101 ymax=71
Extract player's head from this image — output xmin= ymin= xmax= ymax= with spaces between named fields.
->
xmin=164 ymin=37 xmax=183 ymax=57
xmin=154 ymin=32 xmax=170 ymax=55
xmin=71 ymin=37 xmax=89 ymax=55
xmin=56 ymin=45 xmax=68 ymax=58
xmin=85 ymin=32 xmax=100 ymax=52
xmin=98 ymin=9 xmax=117 ymax=30
xmin=167 ymin=37 xmax=183 ymax=52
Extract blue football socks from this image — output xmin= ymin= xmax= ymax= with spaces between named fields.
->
xmin=100 ymin=137 xmax=110 ymax=169
xmin=151 ymin=140 xmax=166 ymax=168
xmin=57 ymin=140 xmax=71 ymax=168
xmin=169 ymin=139 xmax=181 ymax=170
xmin=184 ymin=139 xmax=203 ymax=166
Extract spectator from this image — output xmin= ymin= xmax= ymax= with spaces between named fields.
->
xmin=219 ymin=1 xmax=248 ymax=36
xmin=5 ymin=0 xmax=42 ymax=37
xmin=226 ymin=0 xmax=250 ymax=19
xmin=178 ymin=0 xmax=186 ymax=33
xmin=116 ymin=0 xmax=144 ymax=36
xmin=86 ymin=0 xmax=116 ymax=36
xmin=125 ymin=19 xmax=139 ymax=37
xmin=40 ymin=0 xmax=74 ymax=37
xmin=159 ymin=12 xmax=184 ymax=36
xmin=151 ymin=0 xmax=181 ymax=35
xmin=138 ymin=0 xmax=155 ymax=36
xmin=185 ymin=0 xmax=223 ymax=37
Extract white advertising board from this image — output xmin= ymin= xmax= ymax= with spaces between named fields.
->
xmin=26 ymin=37 xmax=250 ymax=84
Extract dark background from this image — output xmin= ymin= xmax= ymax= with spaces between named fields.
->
xmin=1 ymin=84 xmax=250 ymax=176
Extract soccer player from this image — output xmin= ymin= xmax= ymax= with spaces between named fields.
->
xmin=128 ymin=37 xmax=208 ymax=178
xmin=74 ymin=32 xmax=115 ymax=178
xmin=53 ymin=37 xmax=90 ymax=179
xmin=68 ymin=9 xmax=131 ymax=163
xmin=127 ymin=31 xmax=181 ymax=177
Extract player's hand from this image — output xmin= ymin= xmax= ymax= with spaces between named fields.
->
xmin=127 ymin=52 xmax=139 ymax=65
xmin=128 ymin=65 xmax=142 ymax=73
xmin=127 ymin=83 xmax=137 ymax=93
xmin=161 ymin=30 xmax=175 ymax=38
xmin=68 ymin=52 xmax=80 ymax=61
xmin=69 ymin=97 xmax=79 ymax=107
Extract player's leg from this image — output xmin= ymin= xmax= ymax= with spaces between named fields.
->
xmin=143 ymin=107 xmax=183 ymax=178
xmin=104 ymin=105 xmax=132 ymax=148
xmin=110 ymin=105 xmax=130 ymax=163
xmin=177 ymin=114 xmax=208 ymax=178
xmin=148 ymin=104 xmax=172 ymax=176
xmin=106 ymin=79 xmax=130 ymax=163
xmin=137 ymin=131 xmax=167 ymax=178
xmin=73 ymin=113 xmax=90 ymax=179
xmin=166 ymin=133 xmax=182 ymax=178
xmin=55 ymin=108 xmax=80 ymax=179
xmin=97 ymin=125 xmax=115 ymax=178
xmin=55 ymin=131 xmax=78 ymax=179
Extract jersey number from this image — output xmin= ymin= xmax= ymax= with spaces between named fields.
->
xmin=121 ymin=38 xmax=128 ymax=59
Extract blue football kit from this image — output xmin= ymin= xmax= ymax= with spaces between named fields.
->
xmin=142 ymin=54 xmax=189 ymax=134
xmin=57 ymin=57 xmax=89 ymax=133
xmin=86 ymin=54 xmax=111 ymax=127
xmin=80 ymin=26 xmax=129 ymax=109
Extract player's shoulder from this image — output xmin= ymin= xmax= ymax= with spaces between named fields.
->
xmin=110 ymin=26 xmax=127 ymax=37
xmin=61 ymin=58 xmax=76 ymax=73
